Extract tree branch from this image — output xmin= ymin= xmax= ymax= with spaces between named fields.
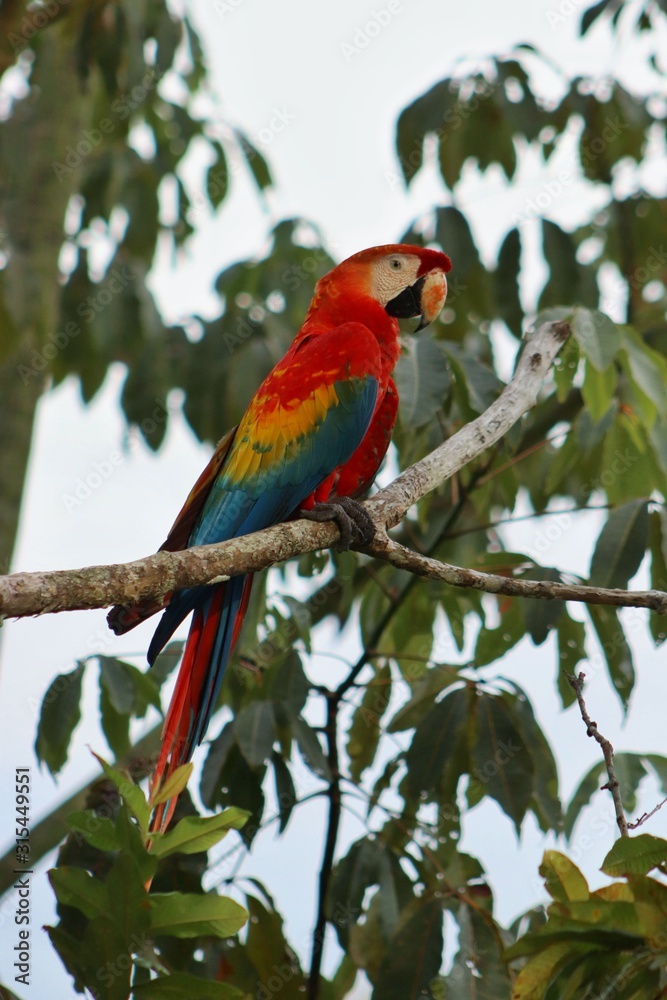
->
xmin=567 ymin=671 xmax=629 ymax=838
xmin=6 ymin=320 xmax=660 ymax=623
xmin=308 ymin=693 xmax=341 ymax=1000
xmin=367 ymin=535 xmax=667 ymax=613
xmin=628 ymin=796 xmax=667 ymax=831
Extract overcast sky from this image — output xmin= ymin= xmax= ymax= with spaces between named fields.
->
xmin=1 ymin=1 xmax=666 ymax=996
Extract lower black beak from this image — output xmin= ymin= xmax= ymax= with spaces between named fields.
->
xmin=385 ymin=276 xmax=425 ymax=321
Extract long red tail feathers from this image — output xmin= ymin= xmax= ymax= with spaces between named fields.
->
xmin=148 ymin=591 xmax=222 ymax=837
xmin=148 ymin=605 xmax=205 ymax=836
xmin=147 ymin=580 xmax=254 ymax=839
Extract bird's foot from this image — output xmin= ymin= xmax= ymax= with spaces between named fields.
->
xmin=299 ymin=497 xmax=376 ymax=551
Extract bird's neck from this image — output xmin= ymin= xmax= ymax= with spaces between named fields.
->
xmin=300 ymin=292 xmax=402 ymax=376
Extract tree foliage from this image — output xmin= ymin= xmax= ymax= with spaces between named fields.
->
xmin=2 ymin=1 xmax=667 ymax=998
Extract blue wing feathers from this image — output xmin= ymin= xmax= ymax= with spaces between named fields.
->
xmin=149 ymin=370 xmax=378 ymax=699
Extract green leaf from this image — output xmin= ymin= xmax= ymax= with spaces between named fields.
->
xmin=272 ymin=752 xmax=296 ymax=834
xmin=507 ymin=682 xmax=563 ymax=833
xmin=474 ymin=599 xmax=525 ymax=667
xmin=539 ymin=225 xmax=598 ymax=312
xmin=589 ymin=499 xmax=650 ymax=589
xmin=556 ymin=612 xmax=587 ymax=708
xmin=346 ymin=661 xmax=391 ymax=782
xmin=106 ymin=851 xmax=150 ymax=942
xmin=99 ymin=683 xmax=130 ymax=759
xmin=444 ymin=901 xmax=511 ymax=998
xmin=206 ymin=140 xmax=228 ymax=209
xmin=48 ymin=866 xmax=109 ymax=920
xmin=387 ymin=663 xmax=460 ymax=732
xmin=91 ymin=752 xmax=151 ymax=834
xmin=330 ymin=954 xmax=358 ymax=999
xmin=83 ymin=916 xmax=133 ymax=1000
xmin=327 ymin=838 xmax=384 ymax=949
xmin=599 ymin=412 xmax=654 ymax=505
xmin=277 ymin=595 xmax=313 ymax=654
xmin=150 ymin=641 xmax=185 ymax=687
xmin=124 ymin=662 xmax=161 ymax=718
xmin=98 ymin=656 xmax=136 ymax=713
xmin=580 ymin=0 xmax=614 ymax=34
xmin=620 ymin=328 xmax=667 ymax=420
xmin=508 ymin=940 xmax=597 ymax=998
xmin=201 ymin=743 xmax=265 ymax=846
xmin=648 ymin=511 xmax=667 ymax=645
xmin=523 ymin=567 xmax=566 ymax=644
xmin=150 ymin=807 xmax=249 ymax=858
xmin=234 ymin=128 xmax=272 ymax=191
xmin=443 ymin=342 xmax=503 ymax=414
xmin=644 ymin=754 xmax=667 ymax=797
xmin=200 ymin=721 xmax=236 ymax=809
xmin=149 ymin=892 xmax=248 ymax=938
xmin=269 ymin=650 xmax=310 ymax=713
xmin=571 ymin=308 xmax=621 ymax=370
xmin=150 ymin=762 xmax=194 ymax=807
xmin=291 ymin=715 xmax=331 ymax=780
xmin=540 ymin=851 xmax=589 ymax=901
xmin=394 ymin=335 xmax=451 ymax=429
xmin=35 ymin=663 xmax=85 ymax=775
xmin=434 ymin=206 xmax=494 ymax=325
xmin=133 ymin=975 xmax=244 ymax=999
xmin=235 ymin=701 xmax=276 ymax=768
xmin=395 ymin=78 xmax=456 ymax=184
xmin=471 ymin=690 xmax=534 ymax=832
xmin=66 ymin=810 xmax=123 ymax=852
xmin=372 ymin=897 xmax=443 ymax=1000
xmin=367 ymin=758 xmax=400 ymax=817
xmin=495 ymin=227 xmax=523 ymax=337
xmin=552 ymin=336 xmax=581 ymax=404
xmin=588 ymin=605 xmax=635 ymax=709
xmin=602 ymin=834 xmax=667 ymax=877
xmin=582 ymin=358 xmax=617 ymax=422
xmin=244 ymin=892 xmax=305 ymax=994
xmin=109 ymin=804 xmax=158 ymax=888
xmin=405 ymin=687 xmax=471 ymax=799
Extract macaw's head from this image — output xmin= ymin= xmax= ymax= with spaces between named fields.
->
xmin=319 ymin=243 xmax=452 ymax=332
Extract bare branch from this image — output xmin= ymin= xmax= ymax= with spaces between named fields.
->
xmin=567 ymin=671 xmax=629 ymax=838
xmin=367 ymin=534 xmax=667 ymax=613
xmin=628 ymin=797 xmax=667 ymax=831
xmin=0 ymin=518 xmax=340 ymax=619
xmin=370 ymin=319 xmax=572 ymax=528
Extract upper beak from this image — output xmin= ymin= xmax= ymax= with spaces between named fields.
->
xmin=385 ymin=270 xmax=448 ymax=331
xmin=415 ymin=269 xmax=448 ymax=330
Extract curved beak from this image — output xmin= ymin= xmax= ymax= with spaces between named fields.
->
xmin=385 ymin=269 xmax=448 ymax=331
xmin=415 ymin=269 xmax=448 ymax=330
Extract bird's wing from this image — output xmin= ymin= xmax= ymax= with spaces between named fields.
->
xmin=189 ymin=321 xmax=383 ymax=544
xmin=145 ymin=321 xmax=383 ymax=663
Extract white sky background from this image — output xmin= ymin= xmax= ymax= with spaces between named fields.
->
xmin=1 ymin=0 xmax=667 ymax=996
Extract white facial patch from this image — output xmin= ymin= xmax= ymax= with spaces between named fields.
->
xmin=371 ymin=254 xmax=422 ymax=307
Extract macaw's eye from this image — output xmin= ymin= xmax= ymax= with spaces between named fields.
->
xmin=390 ymin=258 xmax=402 ymax=270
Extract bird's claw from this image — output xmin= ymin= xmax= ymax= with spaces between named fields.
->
xmin=299 ymin=497 xmax=376 ymax=551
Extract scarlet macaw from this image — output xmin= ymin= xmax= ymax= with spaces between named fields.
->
xmin=108 ymin=243 xmax=451 ymax=833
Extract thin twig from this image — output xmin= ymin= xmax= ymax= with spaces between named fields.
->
xmin=567 ymin=671 xmax=629 ymax=838
xmin=627 ymin=797 xmax=667 ymax=831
